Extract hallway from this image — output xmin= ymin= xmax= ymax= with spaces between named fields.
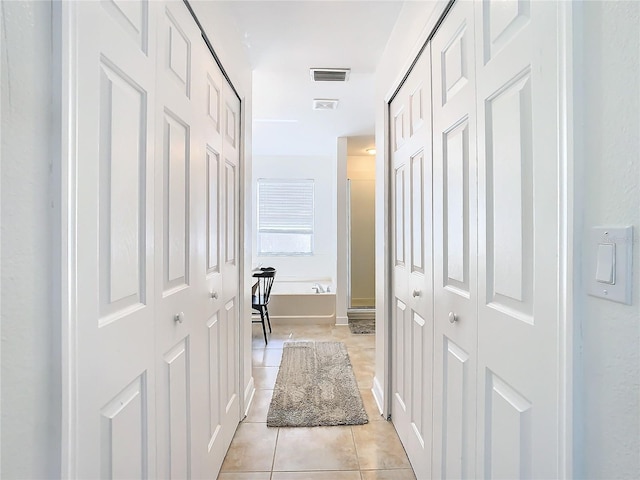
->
xmin=218 ymin=323 xmax=415 ymax=479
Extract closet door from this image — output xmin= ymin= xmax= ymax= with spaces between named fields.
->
xmin=191 ymin=49 xmax=242 ymax=476
xmin=153 ymin=2 xmax=241 ymax=477
xmin=153 ymin=2 xmax=204 ymax=477
xmin=219 ymin=73 xmax=242 ymax=462
xmin=389 ymin=49 xmax=434 ymax=480
xmin=431 ymin=1 xmax=479 ymax=478
xmin=70 ymin=1 xmax=158 ymax=477
xmin=475 ymin=1 xmax=561 ymax=478
xmin=66 ymin=2 xmax=243 ymax=478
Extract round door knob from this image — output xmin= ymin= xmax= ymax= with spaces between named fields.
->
xmin=174 ymin=312 xmax=185 ymax=324
xmin=210 ymin=291 xmax=218 ymax=299
xmin=448 ymin=312 xmax=458 ymax=324
xmin=412 ymin=290 xmax=421 ymax=297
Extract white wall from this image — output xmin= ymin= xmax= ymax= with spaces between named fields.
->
xmin=252 ymin=154 xmax=337 ymax=284
xmin=577 ymin=1 xmax=640 ymax=478
xmin=372 ymin=0 xmax=442 ymax=413
xmin=1 ymin=1 xmax=60 ymax=478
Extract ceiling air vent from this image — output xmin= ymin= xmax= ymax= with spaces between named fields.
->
xmin=310 ymin=68 xmax=351 ymax=82
xmin=313 ymin=98 xmax=339 ymax=110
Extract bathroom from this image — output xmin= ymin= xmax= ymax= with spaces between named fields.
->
xmin=252 ymin=137 xmax=376 ymax=327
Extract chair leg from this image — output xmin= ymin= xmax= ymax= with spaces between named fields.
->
xmin=259 ymin=307 xmax=268 ymax=345
xmin=265 ymin=307 xmax=272 ymax=333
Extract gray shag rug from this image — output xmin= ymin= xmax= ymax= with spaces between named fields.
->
xmin=267 ymin=341 xmax=369 ymax=427
xmin=349 ymin=319 xmax=375 ymax=335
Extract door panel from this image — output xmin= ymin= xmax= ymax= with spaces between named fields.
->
xmin=206 ymin=148 xmax=221 ymax=275
xmin=224 ymin=161 xmax=237 ymax=265
xmin=410 ymin=153 xmax=425 ymax=273
xmin=163 ymin=111 xmax=190 ymax=289
xmin=196 ymin=50 xmax=241 ymax=473
xmin=475 ymin=1 xmax=560 ymax=478
xmin=100 ymin=374 xmax=148 ymax=479
xmin=154 ymin=3 xmax=200 ymax=479
xmin=160 ymin=338 xmax=192 ymax=479
xmin=74 ymin=1 xmax=157 ymax=477
xmin=390 ymin=49 xmax=433 ymax=480
xmin=98 ymin=59 xmax=148 ymax=322
xmin=394 ymin=167 xmax=406 ymax=268
xmin=441 ymin=338 xmax=471 ymax=479
xmin=201 ymin=56 xmax=225 ymax=468
xmin=102 ymin=0 xmax=149 ymax=53
xmin=206 ymin=311 xmax=223 ymax=447
xmin=484 ymin=72 xmax=533 ymax=316
xmin=220 ymin=82 xmax=241 ymax=452
xmin=166 ymin=10 xmax=191 ymax=96
xmin=431 ymin=1 xmax=478 ymax=478
xmin=393 ymin=299 xmax=408 ymax=413
xmin=444 ymin=120 xmax=469 ymax=290
xmin=224 ymin=300 xmax=239 ymax=412
xmin=484 ymin=371 xmax=532 ymax=479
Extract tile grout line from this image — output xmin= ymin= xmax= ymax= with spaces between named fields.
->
xmin=350 ymin=425 xmax=364 ymax=476
xmin=270 ymin=426 xmax=280 ymax=477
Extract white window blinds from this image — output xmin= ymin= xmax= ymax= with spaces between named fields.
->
xmin=257 ymin=179 xmax=314 ymax=255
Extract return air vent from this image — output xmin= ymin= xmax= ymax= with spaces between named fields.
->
xmin=310 ymin=68 xmax=351 ymax=82
xmin=313 ymin=99 xmax=339 ymax=110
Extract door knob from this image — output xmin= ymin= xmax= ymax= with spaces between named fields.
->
xmin=174 ymin=312 xmax=185 ymax=324
xmin=210 ymin=291 xmax=218 ymax=299
xmin=412 ymin=290 xmax=421 ymax=297
xmin=448 ymin=312 xmax=458 ymax=324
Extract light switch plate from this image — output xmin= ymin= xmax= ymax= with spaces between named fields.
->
xmin=587 ymin=226 xmax=633 ymax=304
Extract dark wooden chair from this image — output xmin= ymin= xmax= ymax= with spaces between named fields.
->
xmin=252 ymin=269 xmax=276 ymax=344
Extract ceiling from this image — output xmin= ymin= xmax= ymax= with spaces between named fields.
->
xmin=207 ymin=1 xmax=405 ymax=157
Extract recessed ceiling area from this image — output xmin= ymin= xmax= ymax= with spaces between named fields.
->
xmin=208 ymin=1 xmax=404 ymax=157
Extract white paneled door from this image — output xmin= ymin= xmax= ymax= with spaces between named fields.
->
xmin=389 ymin=0 xmax=563 ymax=478
xmin=431 ymin=1 xmax=478 ymax=478
xmin=73 ymin=1 xmax=158 ymax=477
xmin=154 ymin=4 xmax=202 ymax=477
xmin=390 ymin=49 xmax=433 ymax=480
xmin=475 ymin=1 xmax=561 ymax=477
xmin=68 ymin=1 xmax=242 ymax=478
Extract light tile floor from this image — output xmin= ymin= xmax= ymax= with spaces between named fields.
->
xmin=218 ymin=323 xmax=416 ymax=480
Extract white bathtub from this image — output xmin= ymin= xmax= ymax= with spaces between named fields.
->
xmin=268 ymin=281 xmax=336 ymax=324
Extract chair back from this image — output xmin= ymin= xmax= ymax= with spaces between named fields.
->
xmin=252 ymin=269 xmax=276 ymax=306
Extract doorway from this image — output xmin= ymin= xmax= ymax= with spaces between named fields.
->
xmin=347 ymin=136 xmax=376 ymax=324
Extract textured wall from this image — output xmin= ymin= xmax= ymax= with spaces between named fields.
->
xmin=578 ymin=1 xmax=640 ymax=478
xmin=1 ymin=1 xmax=60 ymax=478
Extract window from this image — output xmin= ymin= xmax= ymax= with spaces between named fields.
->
xmin=257 ymin=179 xmax=314 ymax=255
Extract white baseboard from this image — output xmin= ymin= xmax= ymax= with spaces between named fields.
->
xmin=268 ymin=314 xmax=336 ymax=324
xmin=243 ymin=377 xmax=255 ymax=420
xmin=335 ymin=315 xmax=348 ymax=326
xmin=347 ymin=309 xmax=376 ymax=320
xmin=372 ymin=376 xmax=385 ymax=418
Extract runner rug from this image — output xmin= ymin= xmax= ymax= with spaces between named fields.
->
xmin=348 ymin=319 xmax=375 ymax=335
xmin=266 ymin=341 xmax=368 ymax=427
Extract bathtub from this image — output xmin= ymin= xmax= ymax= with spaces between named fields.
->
xmin=267 ymin=281 xmax=336 ymax=324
